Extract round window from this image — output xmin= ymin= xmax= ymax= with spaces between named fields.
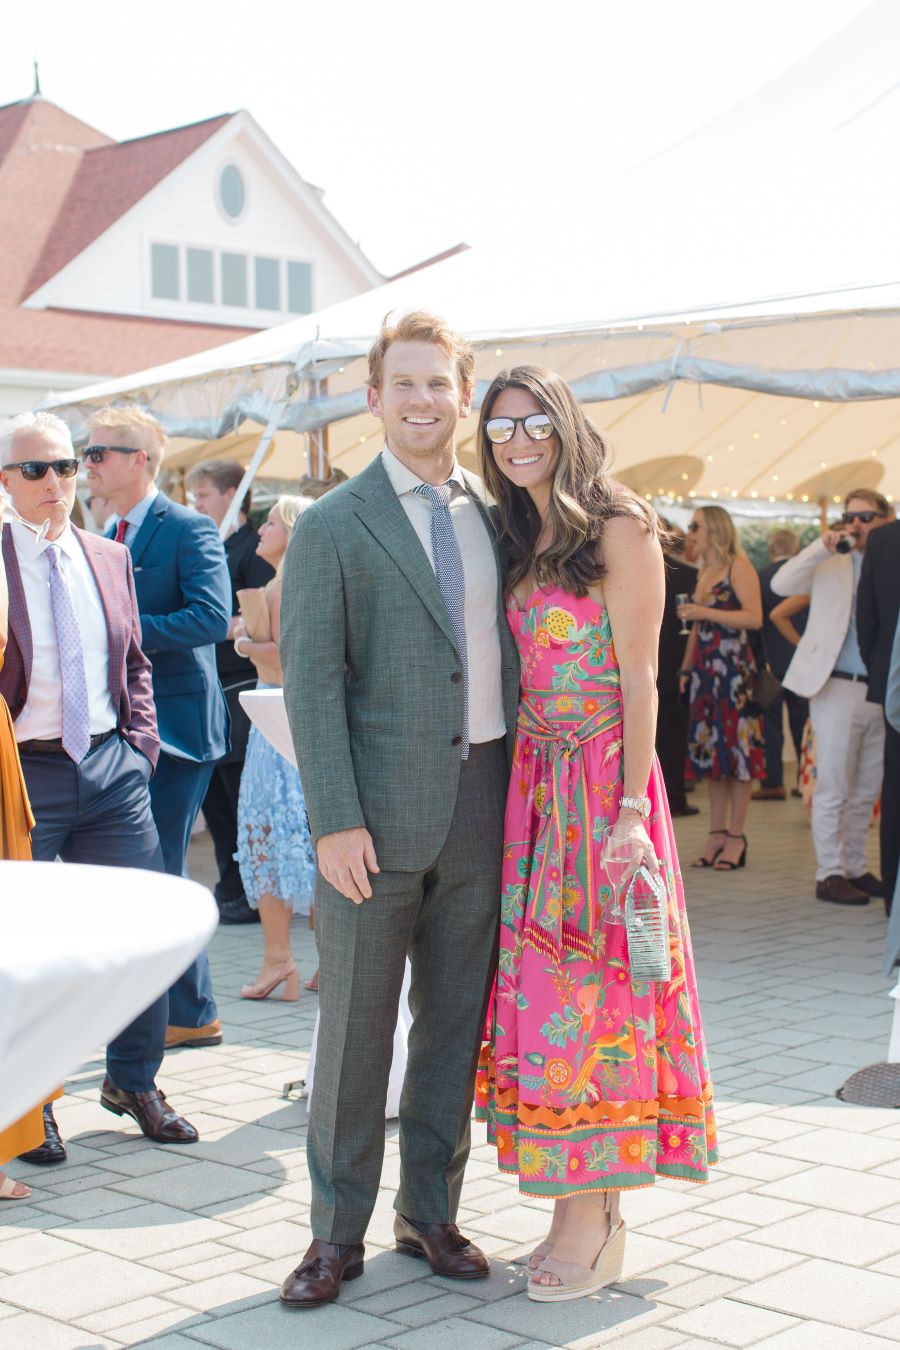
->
xmin=219 ymin=165 xmax=245 ymax=220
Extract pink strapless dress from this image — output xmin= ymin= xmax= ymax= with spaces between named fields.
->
xmin=476 ymin=587 xmax=717 ymax=1196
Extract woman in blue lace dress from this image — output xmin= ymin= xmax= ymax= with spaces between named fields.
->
xmin=234 ymin=495 xmax=316 ymax=1000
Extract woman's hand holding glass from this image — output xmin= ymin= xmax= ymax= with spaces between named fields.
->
xmin=601 ymin=811 xmax=660 ymax=920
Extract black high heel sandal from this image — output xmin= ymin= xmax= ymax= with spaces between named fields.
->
xmin=714 ymin=833 xmax=748 ymax=870
xmin=691 ymin=828 xmax=727 ymax=868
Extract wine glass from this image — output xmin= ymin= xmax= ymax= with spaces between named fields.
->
xmin=675 ymin=593 xmax=691 ymax=637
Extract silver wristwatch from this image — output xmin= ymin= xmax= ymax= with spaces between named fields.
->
xmin=620 ymin=795 xmax=651 ymax=820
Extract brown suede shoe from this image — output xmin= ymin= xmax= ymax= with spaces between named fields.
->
xmin=100 ymin=1079 xmax=199 ymax=1143
xmin=280 ymin=1240 xmax=365 ymax=1308
xmin=394 ymin=1213 xmax=489 ymax=1278
xmin=165 ymin=1020 xmax=223 ymax=1048
xmin=752 ymin=786 xmax=786 ymax=801
xmin=816 ymin=875 xmax=869 ymax=906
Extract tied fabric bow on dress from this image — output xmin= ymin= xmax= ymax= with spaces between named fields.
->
xmin=517 ymin=693 xmax=626 ymax=956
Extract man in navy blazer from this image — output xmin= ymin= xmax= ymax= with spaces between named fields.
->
xmin=84 ymin=405 xmax=231 ymax=1048
xmin=0 ymin=412 xmax=199 ymax=1154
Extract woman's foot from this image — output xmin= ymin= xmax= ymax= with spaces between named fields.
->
xmin=530 ymin=1195 xmax=611 ymax=1287
xmin=715 ymin=833 xmax=747 ymax=870
xmin=240 ymin=957 xmax=299 ymax=1002
xmin=0 ymin=1171 xmax=31 ymax=1200
xmin=691 ymin=828 xmax=727 ymax=868
xmin=528 ymin=1197 xmax=568 ymax=1270
xmin=304 ymin=969 xmax=319 ymax=993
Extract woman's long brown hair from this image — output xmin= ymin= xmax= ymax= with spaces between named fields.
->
xmin=477 ymin=365 xmax=661 ymax=597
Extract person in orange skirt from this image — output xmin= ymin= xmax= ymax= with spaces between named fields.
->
xmin=0 ymin=516 xmax=59 ymax=1198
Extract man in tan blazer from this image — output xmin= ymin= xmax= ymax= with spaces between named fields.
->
xmin=773 ymin=488 xmax=893 ymax=904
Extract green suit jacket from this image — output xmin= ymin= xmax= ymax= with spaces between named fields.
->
xmin=281 ymin=453 xmax=520 ymax=871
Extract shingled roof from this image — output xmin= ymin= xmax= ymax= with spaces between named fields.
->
xmin=0 ymin=99 xmax=113 ymax=306
xmin=0 ymin=97 xmax=234 ymax=306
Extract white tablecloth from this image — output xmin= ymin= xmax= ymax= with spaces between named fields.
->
xmin=240 ymin=686 xmax=411 ymax=1119
xmin=0 ymin=862 xmax=218 ymax=1131
xmin=239 ymin=687 xmax=297 ymax=766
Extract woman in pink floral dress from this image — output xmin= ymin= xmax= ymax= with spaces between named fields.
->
xmin=475 ymin=367 xmax=716 ymax=1303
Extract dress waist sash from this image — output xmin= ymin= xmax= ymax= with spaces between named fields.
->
xmin=516 ymin=693 xmax=623 ymax=956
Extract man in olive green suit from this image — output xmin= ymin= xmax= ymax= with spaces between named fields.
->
xmin=279 ymin=312 xmax=519 ymax=1308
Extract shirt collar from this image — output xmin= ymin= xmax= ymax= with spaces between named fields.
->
xmin=116 ymin=484 xmax=159 ymax=530
xmin=11 ymin=517 xmax=79 ymax=561
xmin=381 ymin=446 xmax=467 ymax=498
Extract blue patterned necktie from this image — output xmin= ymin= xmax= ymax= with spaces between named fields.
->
xmin=415 ymin=481 xmax=469 ymax=759
xmin=46 ymin=543 xmax=91 ymax=763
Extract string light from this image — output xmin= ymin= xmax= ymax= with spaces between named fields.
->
xmin=495 ymin=349 xmax=503 ymax=356
xmin=752 ymin=432 xmax=761 ymax=440
xmin=730 ymin=490 xmax=738 ymax=498
xmin=768 ymin=495 xmax=776 ymax=502
xmin=833 ymin=495 xmax=841 ymax=503
xmin=710 ymin=490 xmax=719 ymax=499
xmin=820 ymin=461 xmax=828 ymax=469
xmin=750 ymin=490 xmax=758 ymax=499
xmin=688 ymin=490 xmax=696 ymax=498
xmin=813 ymin=400 xmax=821 ymax=408
xmin=779 ymin=417 xmax=787 ymax=425
xmin=727 ymin=443 xmax=734 ymax=451
xmin=772 ymin=475 xmax=779 ymax=483
xmin=705 ymin=454 xmax=714 ymax=462
xmin=801 ymin=494 xmax=809 ymax=502
xmin=786 ymin=492 xmax=794 ymax=501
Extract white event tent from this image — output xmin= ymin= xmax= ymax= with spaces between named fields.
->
xmin=45 ymin=1 xmax=900 ymax=511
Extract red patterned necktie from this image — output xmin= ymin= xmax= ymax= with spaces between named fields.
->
xmin=114 ymin=519 xmax=128 ymax=545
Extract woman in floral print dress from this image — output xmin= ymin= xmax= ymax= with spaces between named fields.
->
xmin=475 ymin=367 xmax=716 ymax=1303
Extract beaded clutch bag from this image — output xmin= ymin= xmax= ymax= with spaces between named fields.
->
xmin=625 ymin=865 xmax=671 ymax=982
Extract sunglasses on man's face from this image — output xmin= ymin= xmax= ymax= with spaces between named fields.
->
xmin=841 ymin=510 xmax=885 ymax=525
xmin=2 ymin=458 xmax=79 ymax=481
xmin=81 ymin=445 xmax=141 ymax=465
xmin=484 ymin=414 xmax=555 ymax=445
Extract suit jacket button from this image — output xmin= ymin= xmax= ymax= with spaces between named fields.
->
xmin=450 ymin=672 xmax=462 ymax=683
xmin=451 ymin=735 xmax=462 ymax=746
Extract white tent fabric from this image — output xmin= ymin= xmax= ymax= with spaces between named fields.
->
xmin=44 ymin=2 xmax=900 ymax=502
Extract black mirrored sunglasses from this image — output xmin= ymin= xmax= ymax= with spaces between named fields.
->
xmin=483 ymin=414 xmax=555 ymax=445
xmin=81 ymin=445 xmax=141 ymax=464
xmin=841 ymin=510 xmax=885 ymax=525
xmin=2 ymin=458 xmax=80 ymax=481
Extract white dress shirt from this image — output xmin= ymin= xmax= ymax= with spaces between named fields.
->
xmin=381 ymin=447 xmax=506 ymax=742
xmin=11 ymin=519 xmax=117 ymax=743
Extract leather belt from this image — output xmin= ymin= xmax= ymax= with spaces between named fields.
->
xmin=18 ymin=729 xmax=117 ymax=755
xmin=830 ymin=670 xmax=867 ymax=684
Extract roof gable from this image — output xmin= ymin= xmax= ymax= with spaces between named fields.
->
xmin=22 ymin=112 xmax=234 ymax=301
xmin=0 ymin=98 xmax=112 ymax=306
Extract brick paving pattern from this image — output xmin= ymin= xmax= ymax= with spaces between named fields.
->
xmin=2 ymin=790 xmax=899 ymax=1348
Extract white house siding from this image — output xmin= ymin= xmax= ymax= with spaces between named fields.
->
xmin=23 ymin=123 xmax=376 ymax=328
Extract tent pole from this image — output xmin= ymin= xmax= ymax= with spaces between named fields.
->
xmin=218 ymin=399 xmax=288 ymax=539
xmin=307 ymin=377 xmax=331 ymax=481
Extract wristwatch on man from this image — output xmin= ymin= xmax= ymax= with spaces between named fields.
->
xmin=619 ymin=795 xmax=651 ymax=820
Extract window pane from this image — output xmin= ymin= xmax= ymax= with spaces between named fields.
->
xmin=151 ymin=243 xmax=179 ymax=300
xmin=219 ymin=165 xmax=245 ymax=219
xmin=186 ymin=248 xmax=214 ymax=303
xmin=221 ymin=252 xmax=247 ymax=307
xmin=255 ymin=256 xmax=281 ymax=311
xmin=287 ymin=261 xmax=312 ymax=314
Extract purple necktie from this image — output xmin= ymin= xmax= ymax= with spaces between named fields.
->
xmin=46 ymin=544 xmax=91 ymax=763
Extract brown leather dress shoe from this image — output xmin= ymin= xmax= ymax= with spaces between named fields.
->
xmin=752 ymin=785 xmax=786 ymax=801
xmin=815 ymin=875 xmax=868 ymax=906
xmin=280 ymin=1239 xmax=365 ymax=1308
xmin=100 ymin=1078 xmax=199 ymax=1143
xmin=17 ymin=1104 xmax=66 ymax=1165
xmin=394 ymin=1213 xmax=489 ymax=1278
xmin=849 ymin=872 xmax=885 ymax=898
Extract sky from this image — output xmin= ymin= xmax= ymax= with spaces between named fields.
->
xmin=4 ymin=0 xmax=874 ymax=276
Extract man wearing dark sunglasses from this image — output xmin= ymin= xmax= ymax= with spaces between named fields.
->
xmin=0 ymin=411 xmax=199 ymax=1155
xmin=773 ymin=488 xmax=894 ymax=906
xmin=84 ymin=405 xmax=231 ymax=1050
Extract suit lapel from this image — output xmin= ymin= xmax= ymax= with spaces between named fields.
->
xmin=351 ymin=457 xmax=458 ymax=649
xmin=76 ymin=529 xmax=122 ymax=706
xmin=2 ymin=525 xmax=32 ymax=682
xmin=129 ymin=493 xmax=167 ymax=567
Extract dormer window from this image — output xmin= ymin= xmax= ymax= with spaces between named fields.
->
xmin=218 ymin=164 xmax=245 ymax=220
